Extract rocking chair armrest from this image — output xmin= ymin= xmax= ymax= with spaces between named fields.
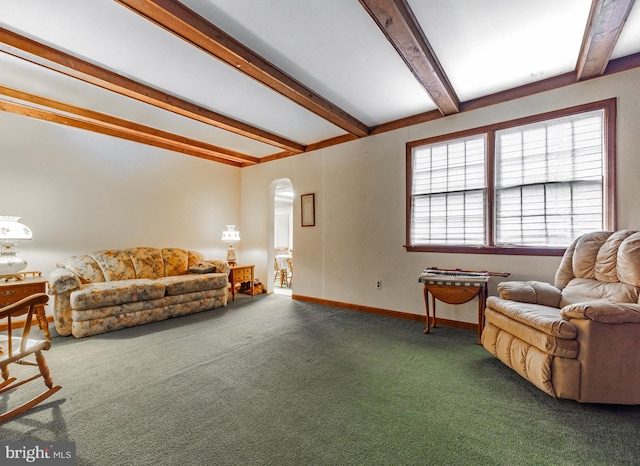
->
xmin=0 ymin=293 xmax=49 ymax=319
xmin=48 ymin=269 xmax=82 ymax=295
xmin=0 ymin=291 xmax=60 ymax=423
xmin=561 ymin=301 xmax=640 ymax=323
xmin=497 ymin=281 xmax=562 ymax=308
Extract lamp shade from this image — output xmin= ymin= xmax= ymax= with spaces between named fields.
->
xmin=0 ymin=216 xmax=32 ymax=244
xmin=221 ymin=225 xmax=240 ymax=243
xmin=0 ymin=216 xmax=32 ymax=276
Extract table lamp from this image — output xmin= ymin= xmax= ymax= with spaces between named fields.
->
xmin=221 ymin=225 xmax=240 ymax=266
xmin=0 ymin=216 xmax=32 ymax=279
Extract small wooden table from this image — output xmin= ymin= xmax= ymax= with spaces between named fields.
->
xmin=0 ymin=271 xmax=50 ymax=340
xmin=229 ymin=265 xmax=254 ymax=302
xmin=419 ymin=268 xmax=509 ymax=344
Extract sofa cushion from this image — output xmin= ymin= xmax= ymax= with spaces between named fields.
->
xmin=162 ymin=248 xmax=189 ymax=276
xmin=485 ymin=308 xmax=579 ymax=358
xmin=90 ymin=250 xmax=136 ymax=282
xmin=57 ymin=254 xmax=105 ymax=284
xmin=188 ymin=251 xmax=205 ymax=268
xmin=594 ymin=230 xmax=635 ymax=282
xmin=70 ymin=279 xmax=166 ymax=311
xmin=486 ymin=296 xmax=577 ymax=339
xmin=70 ymin=288 xmax=228 ymax=338
xmin=125 ymin=247 xmax=165 ymax=279
xmin=559 ymin=278 xmax=639 ymax=307
xmin=571 ymin=231 xmax=613 ymax=280
xmin=618 ymin=231 xmax=640 ymax=286
xmin=71 ymin=288 xmax=226 ymax=321
xmin=556 ymin=230 xmax=640 ymax=290
xmin=156 ymin=274 xmax=228 ymax=296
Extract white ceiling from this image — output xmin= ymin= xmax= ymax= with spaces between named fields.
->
xmin=2 ymin=0 xmax=639 ymax=165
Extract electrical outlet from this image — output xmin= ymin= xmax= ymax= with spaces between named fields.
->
xmin=376 ymin=280 xmax=382 ymax=289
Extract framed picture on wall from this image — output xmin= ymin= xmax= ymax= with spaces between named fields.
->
xmin=301 ymin=193 xmax=315 ymax=227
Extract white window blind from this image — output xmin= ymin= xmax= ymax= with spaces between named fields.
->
xmin=495 ymin=110 xmax=604 ymax=247
xmin=411 ymin=136 xmax=486 ymax=245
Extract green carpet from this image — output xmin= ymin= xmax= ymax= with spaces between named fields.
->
xmin=1 ymin=294 xmax=639 ymax=465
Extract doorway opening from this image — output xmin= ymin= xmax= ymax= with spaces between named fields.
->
xmin=273 ymin=180 xmax=293 ymax=296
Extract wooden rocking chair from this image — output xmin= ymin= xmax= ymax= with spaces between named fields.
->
xmin=0 ymin=293 xmax=61 ymax=423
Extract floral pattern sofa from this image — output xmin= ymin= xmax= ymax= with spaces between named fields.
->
xmin=48 ymin=247 xmax=229 ymax=338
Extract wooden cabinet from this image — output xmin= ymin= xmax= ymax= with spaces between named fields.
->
xmin=229 ymin=265 xmax=254 ymax=302
xmin=0 ymin=272 xmax=50 ymax=339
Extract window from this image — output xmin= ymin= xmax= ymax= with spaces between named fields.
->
xmin=406 ymin=99 xmax=616 ymax=256
xmin=410 ymin=135 xmax=486 ymax=246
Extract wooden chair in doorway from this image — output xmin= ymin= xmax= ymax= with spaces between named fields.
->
xmin=287 ymin=258 xmax=293 ymax=286
xmin=274 ymin=258 xmax=288 ymax=287
xmin=0 ymin=293 xmax=61 ymax=423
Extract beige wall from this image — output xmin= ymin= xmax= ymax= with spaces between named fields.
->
xmin=1 ymin=111 xmax=240 ymax=306
xmin=242 ymin=67 xmax=640 ymax=323
xmin=3 ymin=67 xmax=639 ymax=325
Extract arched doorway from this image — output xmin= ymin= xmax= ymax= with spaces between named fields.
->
xmin=272 ymin=179 xmax=293 ymax=296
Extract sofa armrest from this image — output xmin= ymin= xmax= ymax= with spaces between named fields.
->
xmin=497 ymin=281 xmax=562 ymax=307
xmin=207 ymin=260 xmax=229 ymax=275
xmin=48 ymin=269 xmax=82 ymax=295
xmin=561 ymin=301 xmax=640 ymax=323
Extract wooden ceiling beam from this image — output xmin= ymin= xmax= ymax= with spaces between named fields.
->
xmin=359 ymin=0 xmax=459 ymax=115
xmin=0 ymin=27 xmax=304 ymax=154
xmin=0 ymin=85 xmax=259 ymax=167
xmin=0 ymin=98 xmax=242 ymax=167
xmin=114 ymin=0 xmax=370 ymax=138
xmin=576 ymin=0 xmax=635 ymax=80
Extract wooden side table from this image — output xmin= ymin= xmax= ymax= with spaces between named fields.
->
xmin=419 ymin=268 xmax=509 ymax=344
xmin=229 ymin=265 xmax=254 ymax=302
xmin=0 ymin=271 xmax=51 ymax=340
xmin=422 ymin=281 xmax=487 ymax=344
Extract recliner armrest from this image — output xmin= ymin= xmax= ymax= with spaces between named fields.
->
xmin=497 ymin=281 xmax=562 ymax=307
xmin=561 ymin=301 xmax=640 ymax=323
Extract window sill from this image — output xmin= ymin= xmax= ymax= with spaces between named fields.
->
xmin=404 ymin=244 xmax=566 ymax=256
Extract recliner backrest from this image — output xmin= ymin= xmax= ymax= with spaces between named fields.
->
xmin=555 ymin=230 xmax=640 ymax=305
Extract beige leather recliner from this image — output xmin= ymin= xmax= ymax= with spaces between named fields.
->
xmin=482 ymin=230 xmax=640 ymax=404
